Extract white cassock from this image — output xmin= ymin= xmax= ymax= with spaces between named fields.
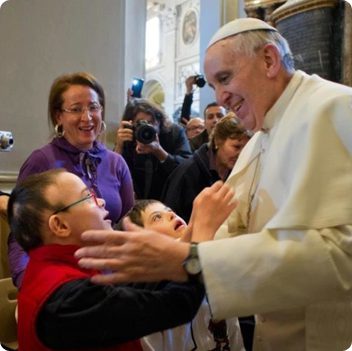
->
xmin=141 ymin=298 xmax=245 ymax=351
xmin=199 ymin=70 xmax=352 ymax=351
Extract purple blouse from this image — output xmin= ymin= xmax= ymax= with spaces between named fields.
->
xmin=8 ymin=137 xmax=134 ymax=287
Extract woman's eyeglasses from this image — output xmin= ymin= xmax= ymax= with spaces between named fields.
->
xmin=61 ymin=104 xmax=103 ymax=116
xmin=52 ymin=192 xmax=99 ymax=215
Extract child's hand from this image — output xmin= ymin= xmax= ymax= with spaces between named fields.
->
xmin=179 ymin=223 xmax=192 ymax=242
xmin=189 ymin=181 xmax=237 ymax=242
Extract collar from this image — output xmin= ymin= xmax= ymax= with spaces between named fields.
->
xmin=263 ymin=70 xmax=305 ymax=131
xmin=29 ymin=244 xmax=99 ymax=275
xmin=206 ymin=144 xmax=230 ymax=180
xmin=29 ymin=244 xmax=81 ymax=264
xmin=51 ymin=137 xmax=106 ymax=158
xmin=51 ymin=137 xmax=104 ymax=179
xmin=207 ymin=144 xmax=217 ymax=172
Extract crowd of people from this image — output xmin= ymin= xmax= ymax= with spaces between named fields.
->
xmin=1 ymin=16 xmax=352 ymax=351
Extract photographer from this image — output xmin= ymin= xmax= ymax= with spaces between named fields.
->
xmin=177 ymin=75 xmax=226 ymax=151
xmin=179 ymin=74 xmax=205 ymax=127
xmin=114 ymin=99 xmax=192 ymax=200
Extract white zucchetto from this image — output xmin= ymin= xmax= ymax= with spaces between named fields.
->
xmin=207 ymin=17 xmax=277 ymax=49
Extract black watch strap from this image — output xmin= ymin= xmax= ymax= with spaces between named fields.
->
xmin=183 ymin=242 xmax=203 ymax=283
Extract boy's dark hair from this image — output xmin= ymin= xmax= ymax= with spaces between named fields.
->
xmin=8 ymin=169 xmax=66 ymax=252
xmin=115 ymin=199 xmax=160 ymax=230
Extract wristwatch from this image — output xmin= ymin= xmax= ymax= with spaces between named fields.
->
xmin=183 ymin=242 xmax=203 ymax=283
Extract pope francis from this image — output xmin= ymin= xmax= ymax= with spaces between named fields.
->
xmin=75 ymin=18 xmax=352 ymax=351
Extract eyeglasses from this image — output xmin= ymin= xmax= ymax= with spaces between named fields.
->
xmin=52 ymin=192 xmax=99 ymax=215
xmin=61 ymin=104 xmax=103 ymax=116
xmin=187 ymin=125 xmax=205 ymax=132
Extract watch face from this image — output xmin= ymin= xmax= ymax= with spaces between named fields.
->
xmin=185 ymin=257 xmax=201 ymax=275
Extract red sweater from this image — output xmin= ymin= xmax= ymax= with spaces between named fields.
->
xmin=18 ymin=244 xmax=142 ymax=351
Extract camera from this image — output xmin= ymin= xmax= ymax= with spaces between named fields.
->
xmin=194 ymin=74 xmax=206 ymax=88
xmin=0 ymin=131 xmax=14 ymax=152
xmin=131 ymin=120 xmax=157 ymax=144
xmin=131 ymin=78 xmax=144 ymax=98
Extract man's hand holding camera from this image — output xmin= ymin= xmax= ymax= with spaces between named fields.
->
xmin=114 ymin=120 xmax=134 ymax=153
xmin=185 ymin=74 xmax=206 ymax=95
xmin=115 ymin=120 xmax=168 ymax=162
xmin=135 ymin=134 xmax=168 ymax=162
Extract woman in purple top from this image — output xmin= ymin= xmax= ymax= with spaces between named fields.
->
xmin=8 ymin=72 xmax=134 ymax=287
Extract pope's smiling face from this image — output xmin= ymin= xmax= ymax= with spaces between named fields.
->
xmin=204 ymin=37 xmax=277 ymax=132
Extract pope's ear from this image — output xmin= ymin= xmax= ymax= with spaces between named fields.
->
xmin=262 ymin=43 xmax=281 ymax=78
xmin=48 ymin=214 xmax=71 ymax=238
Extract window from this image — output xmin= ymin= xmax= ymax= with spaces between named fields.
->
xmin=145 ymin=16 xmax=161 ymax=69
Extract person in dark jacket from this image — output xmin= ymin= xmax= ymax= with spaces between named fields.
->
xmin=189 ymin=102 xmax=226 ymax=151
xmin=162 ymin=114 xmax=250 ymax=223
xmin=178 ymin=74 xmax=200 ymax=127
xmin=114 ymin=99 xmax=192 ymax=200
xmin=185 ymin=117 xmax=205 ymax=139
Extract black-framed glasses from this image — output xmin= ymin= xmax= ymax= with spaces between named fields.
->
xmin=52 ymin=192 xmax=99 ymax=215
xmin=61 ymin=104 xmax=103 ymax=116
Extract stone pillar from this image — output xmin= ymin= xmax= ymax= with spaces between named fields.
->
xmin=244 ymin=0 xmax=287 ymax=24
xmin=342 ymin=3 xmax=352 ymax=86
xmin=270 ymin=0 xmax=345 ymax=84
xmin=220 ymin=0 xmax=240 ymax=24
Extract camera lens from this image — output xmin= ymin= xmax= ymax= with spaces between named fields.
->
xmin=195 ymin=75 xmax=206 ymax=88
xmin=0 ymin=131 xmax=14 ymax=151
xmin=135 ymin=121 xmax=156 ymax=144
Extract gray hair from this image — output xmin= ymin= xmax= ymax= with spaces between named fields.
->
xmin=228 ymin=30 xmax=295 ymax=73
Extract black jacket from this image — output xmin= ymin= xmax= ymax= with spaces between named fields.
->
xmin=189 ymin=129 xmax=209 ymax=152
xmin=122 ymin=124 xmax=191 ymax=200
xmin=162 ymin=143 xmax=220 ymax=222
xmin=38 ymin=278 xmax=204 ymax=349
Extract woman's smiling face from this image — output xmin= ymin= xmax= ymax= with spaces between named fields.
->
xmin=56 ymin=85 xmax=103 ymax=151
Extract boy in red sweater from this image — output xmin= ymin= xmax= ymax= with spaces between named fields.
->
xmin=8 ymin=169 xmax=208 ymax=351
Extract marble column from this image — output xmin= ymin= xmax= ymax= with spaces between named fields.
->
xmin=270 ymin=0 xmax=345 ymax=84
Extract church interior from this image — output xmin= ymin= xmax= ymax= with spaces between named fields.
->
xmin=0 ymin=0 xmax=351 ymax=350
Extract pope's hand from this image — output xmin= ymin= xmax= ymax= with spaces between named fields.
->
xmin=190 ymin=181 xmax=237 ymax=242
xmin=75 ymin=221 xmax=190 ymax=285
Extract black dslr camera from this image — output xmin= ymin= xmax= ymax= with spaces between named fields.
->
xmin=194 ymin=74 xmax=206 ymax=88
xmin=0 ymin=131 xmax=14 ymax=151
xmin=130 ymin=120 xmax=157 ymax=144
